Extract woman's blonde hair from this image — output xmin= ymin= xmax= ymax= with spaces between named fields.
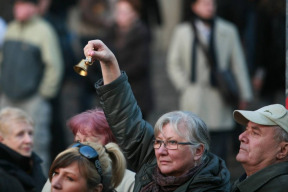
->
xmin=0 ymin=107 xmax=34 ymax=135
xmin=49 ymin=142 xmax=126 ymax=192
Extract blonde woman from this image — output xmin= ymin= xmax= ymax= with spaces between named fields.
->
xmin=49 ymin=142 xmax=126 ymax=192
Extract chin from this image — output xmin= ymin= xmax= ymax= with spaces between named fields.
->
xmin=159 ymin=167 xmax=172 ymax=176
xmin=236 ymin=153 xmax=246 ymax=163
xmin=21 ymin=151 xmax=32 ymax=157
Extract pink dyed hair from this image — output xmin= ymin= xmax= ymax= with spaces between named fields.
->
xmin=67 ymin=108 xmax=117 ymax=144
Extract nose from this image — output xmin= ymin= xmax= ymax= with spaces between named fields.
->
xmin=51 ymin=176 xmax=62 ymax=190
xmin=239 ymin=130 xmax=248 ymax=143
xmin=24 ymin=132 xmax=33 ymax=143
xmin=157 ymin=143 xmax=168 ymax=154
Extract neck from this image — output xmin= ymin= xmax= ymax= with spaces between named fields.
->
xmin=243 ymin=160 xmax=282 ymax=176
xmin=191 ymin=12 xmax=214 ymax=26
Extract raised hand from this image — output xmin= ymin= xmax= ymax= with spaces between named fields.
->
xmin=84 ymin=39 xmax=121 ymax=84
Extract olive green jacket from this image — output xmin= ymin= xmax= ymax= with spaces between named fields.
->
xmin=231 ymin=162 xmax=288 ymax=192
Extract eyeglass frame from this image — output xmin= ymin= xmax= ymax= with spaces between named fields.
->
xmin=152 ymin=139 xmax=195 ymax=150
xmin=71 ymin=142 xmax=103 ymax=182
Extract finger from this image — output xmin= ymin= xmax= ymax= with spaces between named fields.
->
xmin=84 ymin=44 xmax=94 ymax=57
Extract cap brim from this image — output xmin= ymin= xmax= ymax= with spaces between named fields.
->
xmin=233 ymin=110 xmax=277 ymax=126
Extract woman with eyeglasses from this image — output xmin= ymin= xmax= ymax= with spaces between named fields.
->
xmin=49 ymin=142 xmax=126 ymax=192
xmin=82 ymin=39 xmax=230 ymax=191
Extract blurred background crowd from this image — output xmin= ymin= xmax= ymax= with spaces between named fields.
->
xmin=0 ymin=0 xmax=286 ymax=181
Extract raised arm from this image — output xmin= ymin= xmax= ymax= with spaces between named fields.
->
xmin=83 ymin=39 xmax=155 ymax=171
xmin=84 ymin=39 xmax=121 ymax=85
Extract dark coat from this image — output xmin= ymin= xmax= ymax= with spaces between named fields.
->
xmin=231 ymin=162 xmax=288 ymax=192
xmin=95 ymin=72 xmax=230 ymax=192
xmin=0 ymin=143 xmax=46 ymax=192
xmin=0 ymin=168 xmax=26 ymax=192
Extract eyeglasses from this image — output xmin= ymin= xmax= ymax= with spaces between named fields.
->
xmin=71 ymin=143 xmax=103 ymax=181
xmin=153 ymin=140 xmax=195 ymax=150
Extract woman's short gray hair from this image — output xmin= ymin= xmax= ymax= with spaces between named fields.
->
xmin=154 ymin=111 xmax=210 ymax=161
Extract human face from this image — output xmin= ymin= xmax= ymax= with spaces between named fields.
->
xmin=1 ymin=121 xmax=33 ymax=157
xmin=236 ymin=121 xmax=283 ymax=176
xmin=154 ymin=123 xmax=197 ymax=177
xmin=74 ymin=132 xmax=106 ymax=145
xmin=14 ymin=2 xmax=37 ymax=22
xmin=115 ymin=1 xmax=138 ymax=29
xmin=191 ymin=0 xmax=216 ymax=20
xmin=51 ymin=162 xmax=91 ymax=192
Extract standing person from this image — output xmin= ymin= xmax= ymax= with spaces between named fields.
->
xmin=252 ymin=0 xmax=285 ymax=106
xmin=41 ymin=108 xmax=136 ymax=192
xmin=104 ymin=0 xmax=154 ymax=119
xmin=0 ymin=0 xmax=64 ymax=173
xmin=49 ymin=142 xmax=126 ymax=192
xmin=0 ymin=107 xmax=46 ymax=192
xmin=83 ymin=40 xmax=230 ymax=191
xmin=231 ymin=104 xmax=288 ymax=191
xmin=166 ymin=0 xmax=253 ymax=161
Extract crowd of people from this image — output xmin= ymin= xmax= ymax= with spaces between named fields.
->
xmin=0 ymin=0 xmax=287 ymax=191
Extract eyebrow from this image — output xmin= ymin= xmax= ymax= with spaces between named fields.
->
xmin=250 ymin=126 xmax=261 ymax=133
xmin=155 ymin=136 xmax=177 ymax=141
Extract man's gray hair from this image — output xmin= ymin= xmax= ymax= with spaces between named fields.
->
xmin=274 ymin=125 xmax=288 ymax=143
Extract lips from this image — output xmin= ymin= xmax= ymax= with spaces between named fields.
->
xmin=159 ymin=160 xmax=171 ymax=165
xmin=239 ymin=146 xmax=247 ymax=152
xmin=22 ymin=146 xmax=32 ymax=152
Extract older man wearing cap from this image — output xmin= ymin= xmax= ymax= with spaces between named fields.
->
xmin=231 ymin=104 xmax=288 ymax=192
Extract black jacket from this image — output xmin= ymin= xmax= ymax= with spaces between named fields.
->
xmin=95 ymin=72 xmax=230 ymax=191
xmin=0 ymin=143 xmax=46 ymax=192
xmin=0 ymin=168 xmax=26 ymax=192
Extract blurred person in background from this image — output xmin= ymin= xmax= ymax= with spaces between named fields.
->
xmin=0 ymin=0 xmax=64 ymax=174
xmin=0 ymin=107 xmax=46 ymax=192
xmin=252 ymin=0 xmax=285 ymax=107
xmin=37 ymin=0 xmax=77 ymax=162
xmin=105 ymin=0 xmax=154 ymax=119
xmin=166 ymin=0 xmax=253 ymax=162
xmin=42 ymin=108 xmax=135 ymax=192
xmin=49 ymin=142 xmax=126 ymax=192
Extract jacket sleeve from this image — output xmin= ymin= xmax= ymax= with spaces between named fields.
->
xmin=228 ymin=24 xmax=253 ymax=102
xmin=95 ymin=72 xmax=155 ymax=172
xmin=38 ymin=23 xmax=64 ymax=99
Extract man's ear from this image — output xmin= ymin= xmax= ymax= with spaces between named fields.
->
xmin=276 ymin=142 xmax=288 ymax=160
xmin=0 ymin=133 xmax=3 ymax=142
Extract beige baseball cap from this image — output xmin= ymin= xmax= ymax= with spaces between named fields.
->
xmin=233 ymin=104 xmax=288 ymax=133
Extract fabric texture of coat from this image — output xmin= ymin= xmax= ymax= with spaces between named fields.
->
xmin=167 ymin=18 xmax=253 ymax=131
xmin=1 ymin=15 xmax=63 ymax=100
xmin=0 ymin=168 xmax=26 ymax=192
xmin=231 ymin=161 xmax=288 ymax=192
xmin=0 ymin=143 xmax=46 ymax=192
xmin=95 ymin=72 xmax=230 ymax=192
